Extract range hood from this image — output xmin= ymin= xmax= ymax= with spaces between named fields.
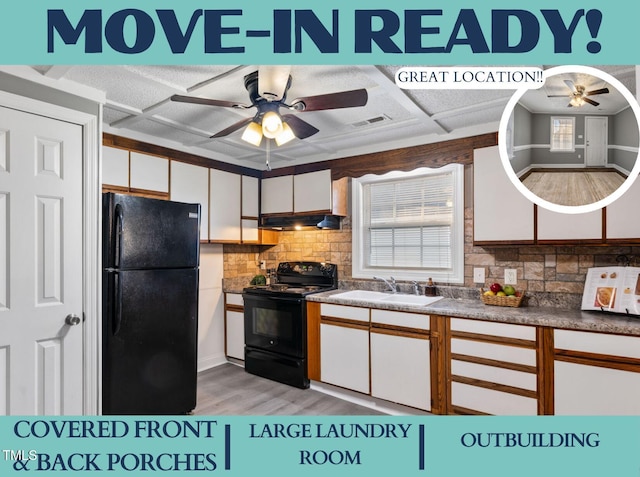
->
xmin=260 ymin=214 xmax=341 ymax=230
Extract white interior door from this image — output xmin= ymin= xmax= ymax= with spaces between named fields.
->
xmin=0 ymin=105 xmax=84 ymax=415
xmin=585 ymin=116 xmax=608 ymax=167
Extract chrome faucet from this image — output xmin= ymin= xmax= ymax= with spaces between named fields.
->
xmin=374 ymin=276 xmax=398 ymax=293
xmin=411 ymin=281 xmax=421 ymax=295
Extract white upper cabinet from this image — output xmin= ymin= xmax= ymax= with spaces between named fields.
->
xmin=129 ymin=152 xmax=169 ymax=193
xmin=210 ymin=169 xmax=241 ymax=242
xmin=473 ymin=146 xmax=534 ymax=243
xmin=606 ymin=174 xmax=640 ymax=239
xmin=170 ymin=161 xmax=210 ymax=241
xmin=261 ymin=175 xmax=293 ymax=214
xmin=242 ymin=175 xmax=260 ymax=217
xmin=294 ymin=170 xmax=332 ymax=213
xmin=102 ymin=146 xmax=129 ymax=188
xmin=537 ymin=208 xmax=602 ymax=241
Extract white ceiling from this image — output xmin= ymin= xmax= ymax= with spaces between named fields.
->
xmin=518 ymin=67 xmax=634 ymax=115
xmin=30 ymin=65 xmax=638 ymax=170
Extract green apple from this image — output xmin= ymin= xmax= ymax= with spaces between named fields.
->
xmin=503 ymin=285 xmax=516 ymax=296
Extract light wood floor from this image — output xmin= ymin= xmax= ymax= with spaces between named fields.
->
xmin=521 ymin=170 xmax=625 ymax=206
xmin=194 ymin=363 xmax=383 ymax=415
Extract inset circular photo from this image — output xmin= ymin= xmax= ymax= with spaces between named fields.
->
xmin=499 ymin=65 xmax=640 ymax=214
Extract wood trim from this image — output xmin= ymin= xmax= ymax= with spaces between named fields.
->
xmin=451 ymin=404 xmax=491 ymax=416
xmin=450 ymin=330 xmax=537 ymax=349
xmin=370 ymin=323 xmax=430 ymax=339
xmin=537 ymin=327 xmax=555 ymax=415
xmin=320 ymin=316 xmax=370 ymax=331
xmin=225 ymin=304 xmax=244 ymax=313
xmin=533 ymin=203 xmax=538 ymax=242
xmin=601 ymin=207 xmax=607 ymax=241
xmin=451 ymin=375 xmax=538 ymax=400
xmin=127 ymin=188 xmax=169 ymax=200
xmin=450 ymin=352 xmax=537 ymax=374
xmin=307 ymin=302 xmax=321 ymax=381
xmin=536 ymin=239 xmax=606 ymax=246
xmin=104 ymin=133 xmax=262 ymax=177
xmin=555 ymin=349 xmax=640 ymax=372
xmin=432 ymin=314 xmax=449 ymax=415
xmin=102 ymin=185 xmax=130 ymax=194
xmin=332 ymin=177 xmax=349 ymax=216
xmin=473 ymin=240 xmax=536 ymax=247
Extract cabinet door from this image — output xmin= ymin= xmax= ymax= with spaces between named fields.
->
xmin=537 ymin=207 xmax=602 ymax=241
xmin=242 ymin=175 xmax=259 ymax=218
xmin=129 ymin=152 xmax=169 ymax=193
xmin=473 ymin=146 xmax=534 ymax=243
xmin=294 ymin=170 xmax=332 ymax=213
xmin=370 ymin=331 xmax=430 ymax=410
xmin=102 ymin=146 xmax=129 ymax=188
xmin=225 ymin=310 xmax=245 ymax=360
xmin=261 ymin=175 xmax=293 ymax=214
xmin=555 ymin=361 xmax=640 ymax=415
xmin=210 ymin=169 xmax=241 ymax=242
xmin=171 ymin=161 xmax=209 ymax=241
xmin=606 ymin=173 xmax=640 ymax=239
xmin=241 ymin=219 xmax=259 ymax=243
xmin=320 ymin=323 xmax=369 ymax=394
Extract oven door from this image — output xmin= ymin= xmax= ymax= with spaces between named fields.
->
xmin=243 ymin=293 xmax=306 ymax=358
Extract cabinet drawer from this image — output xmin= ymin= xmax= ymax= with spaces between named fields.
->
xmin=554 ymin=329 xmax=640 ymax=359
xmin=450 ymin=318 xmax=536 ymax=340
xmin=226 ymin=293 xmax=244 ymax=307
xmin=451 ymin=339 xmax=537 ymax=366
xmin=371 ymin=309 xmax=429 ymax=330
xmin=320 ymin=303 xmax=369 ymax=323
xmin=451 ymin=360 xmax=537 ymax=391
xmin=452 ymin=382 xmax=538 ymax=415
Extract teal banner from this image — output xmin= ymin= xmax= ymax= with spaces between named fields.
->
xmin=0 ymin=416 xmax=638 ymax=476
xmin=0 ymin=0 xmax=637 ymax=64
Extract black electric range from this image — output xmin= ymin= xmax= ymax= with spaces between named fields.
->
xmin=242 ymin=261 xmax=337 ymax=388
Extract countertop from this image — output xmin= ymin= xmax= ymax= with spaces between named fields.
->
xmin=305 ymin=289 xmax=640 ymax=337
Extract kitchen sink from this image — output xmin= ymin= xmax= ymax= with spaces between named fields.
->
xmin=379 ymin=294 xmax=443 ymax=305
xmin=332 ymin=290 xmax=443 ymax=306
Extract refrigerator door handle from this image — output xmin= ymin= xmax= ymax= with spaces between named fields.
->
xmin=114 ymin=272 xmax=122 ymax=336
xmin=114 ymin=203 xmax=124 ymax=268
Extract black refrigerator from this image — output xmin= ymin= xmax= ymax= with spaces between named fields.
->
xmin=102 ymin=193 xmax=200 ymax=415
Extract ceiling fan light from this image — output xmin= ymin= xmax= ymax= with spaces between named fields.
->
xmin=262 ymin=111 xmax=283 ymax=138
xmin=275 ymin=122 xmax=296 ymax=146
xmin=241 ymin=121 xmax=263 ymax=146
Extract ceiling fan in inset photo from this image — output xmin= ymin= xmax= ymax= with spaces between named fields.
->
xmin=547 ymin=79 xmax=609 ymax=107
xmin=171 ymin=66 xmax=368 ymax=147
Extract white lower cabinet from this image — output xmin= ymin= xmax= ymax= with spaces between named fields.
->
xmin=554 ymin=329 xmax=640 ymax=415
xmin=370 ymin=331 xmax=430 ymax=410
xmin=320 ymin=323 xmax=370 ymax=394
xmin=554 ymin=361 xmax=640 ymax=415
xmin=225 ymin=294 xmax=245 ymax=361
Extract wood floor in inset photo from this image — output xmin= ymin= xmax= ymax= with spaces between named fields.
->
xmin=521 ymin=169 xmax=626 ymax=206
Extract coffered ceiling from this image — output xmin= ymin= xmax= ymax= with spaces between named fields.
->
xmin=29 ymin=64 xmax=638 ymax=170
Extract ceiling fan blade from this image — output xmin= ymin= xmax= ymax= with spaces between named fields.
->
xmin=210 ymin=117 xmax=254 ymax=138
xmin=290 ymin=89 xmax=368 ymax=112
xmin=547 ymin=95 xmax=569 ymax=97
xmin=586 ymin=87 xmax=609 ymax=96
xmin=563 ymin=79 xmax=577 ymax=92
xmin=281 ymin=114 xmax=320 ymax=139
xmin=583 ymin=97 xmax=600 ymax=107
xmin=258 ymin=66 xmax=292 ymax=101
xmin=171 ymin=94 xmax=248 ymax=109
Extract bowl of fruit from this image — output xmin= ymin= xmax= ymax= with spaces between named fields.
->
xmin=480 ymin=283 xmax=525 ymax=307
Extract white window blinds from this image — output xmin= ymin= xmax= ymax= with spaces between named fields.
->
xmin=550 ymin=117 xmax=575 ymax=151
xmin=362 ymin=170 xmax=454 ymax=270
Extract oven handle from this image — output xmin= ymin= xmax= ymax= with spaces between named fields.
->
xmin=242 ymin=294 xmax=304 ymax=305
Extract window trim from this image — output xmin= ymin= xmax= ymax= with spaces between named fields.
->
xmin=351 ymin=163 xmax=465 ymax=284
xmin=549 ymin=116 xmax=576 ymax=152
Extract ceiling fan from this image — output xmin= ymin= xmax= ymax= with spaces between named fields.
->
xmin=547 ymin=79 xmax=609 ymax=107
xmin=171 ymin=66 xmax=368 ymax=147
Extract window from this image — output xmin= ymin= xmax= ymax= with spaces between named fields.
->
xmin=550 ymin=116 xmax=575 ymax=152
xmin=352 ymin=164 xmax=464 ymax=283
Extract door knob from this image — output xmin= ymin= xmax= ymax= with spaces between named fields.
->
xmin=65 ymin=314 xmax=81 ymax=326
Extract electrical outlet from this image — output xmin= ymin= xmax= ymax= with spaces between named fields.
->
xmin=473 ymin=267 xmax=485 ymax=283
xmin=259 ymin=260 xmax=266 ymax=270
xmin=504 ymin=269 xmax=517 ymax=285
